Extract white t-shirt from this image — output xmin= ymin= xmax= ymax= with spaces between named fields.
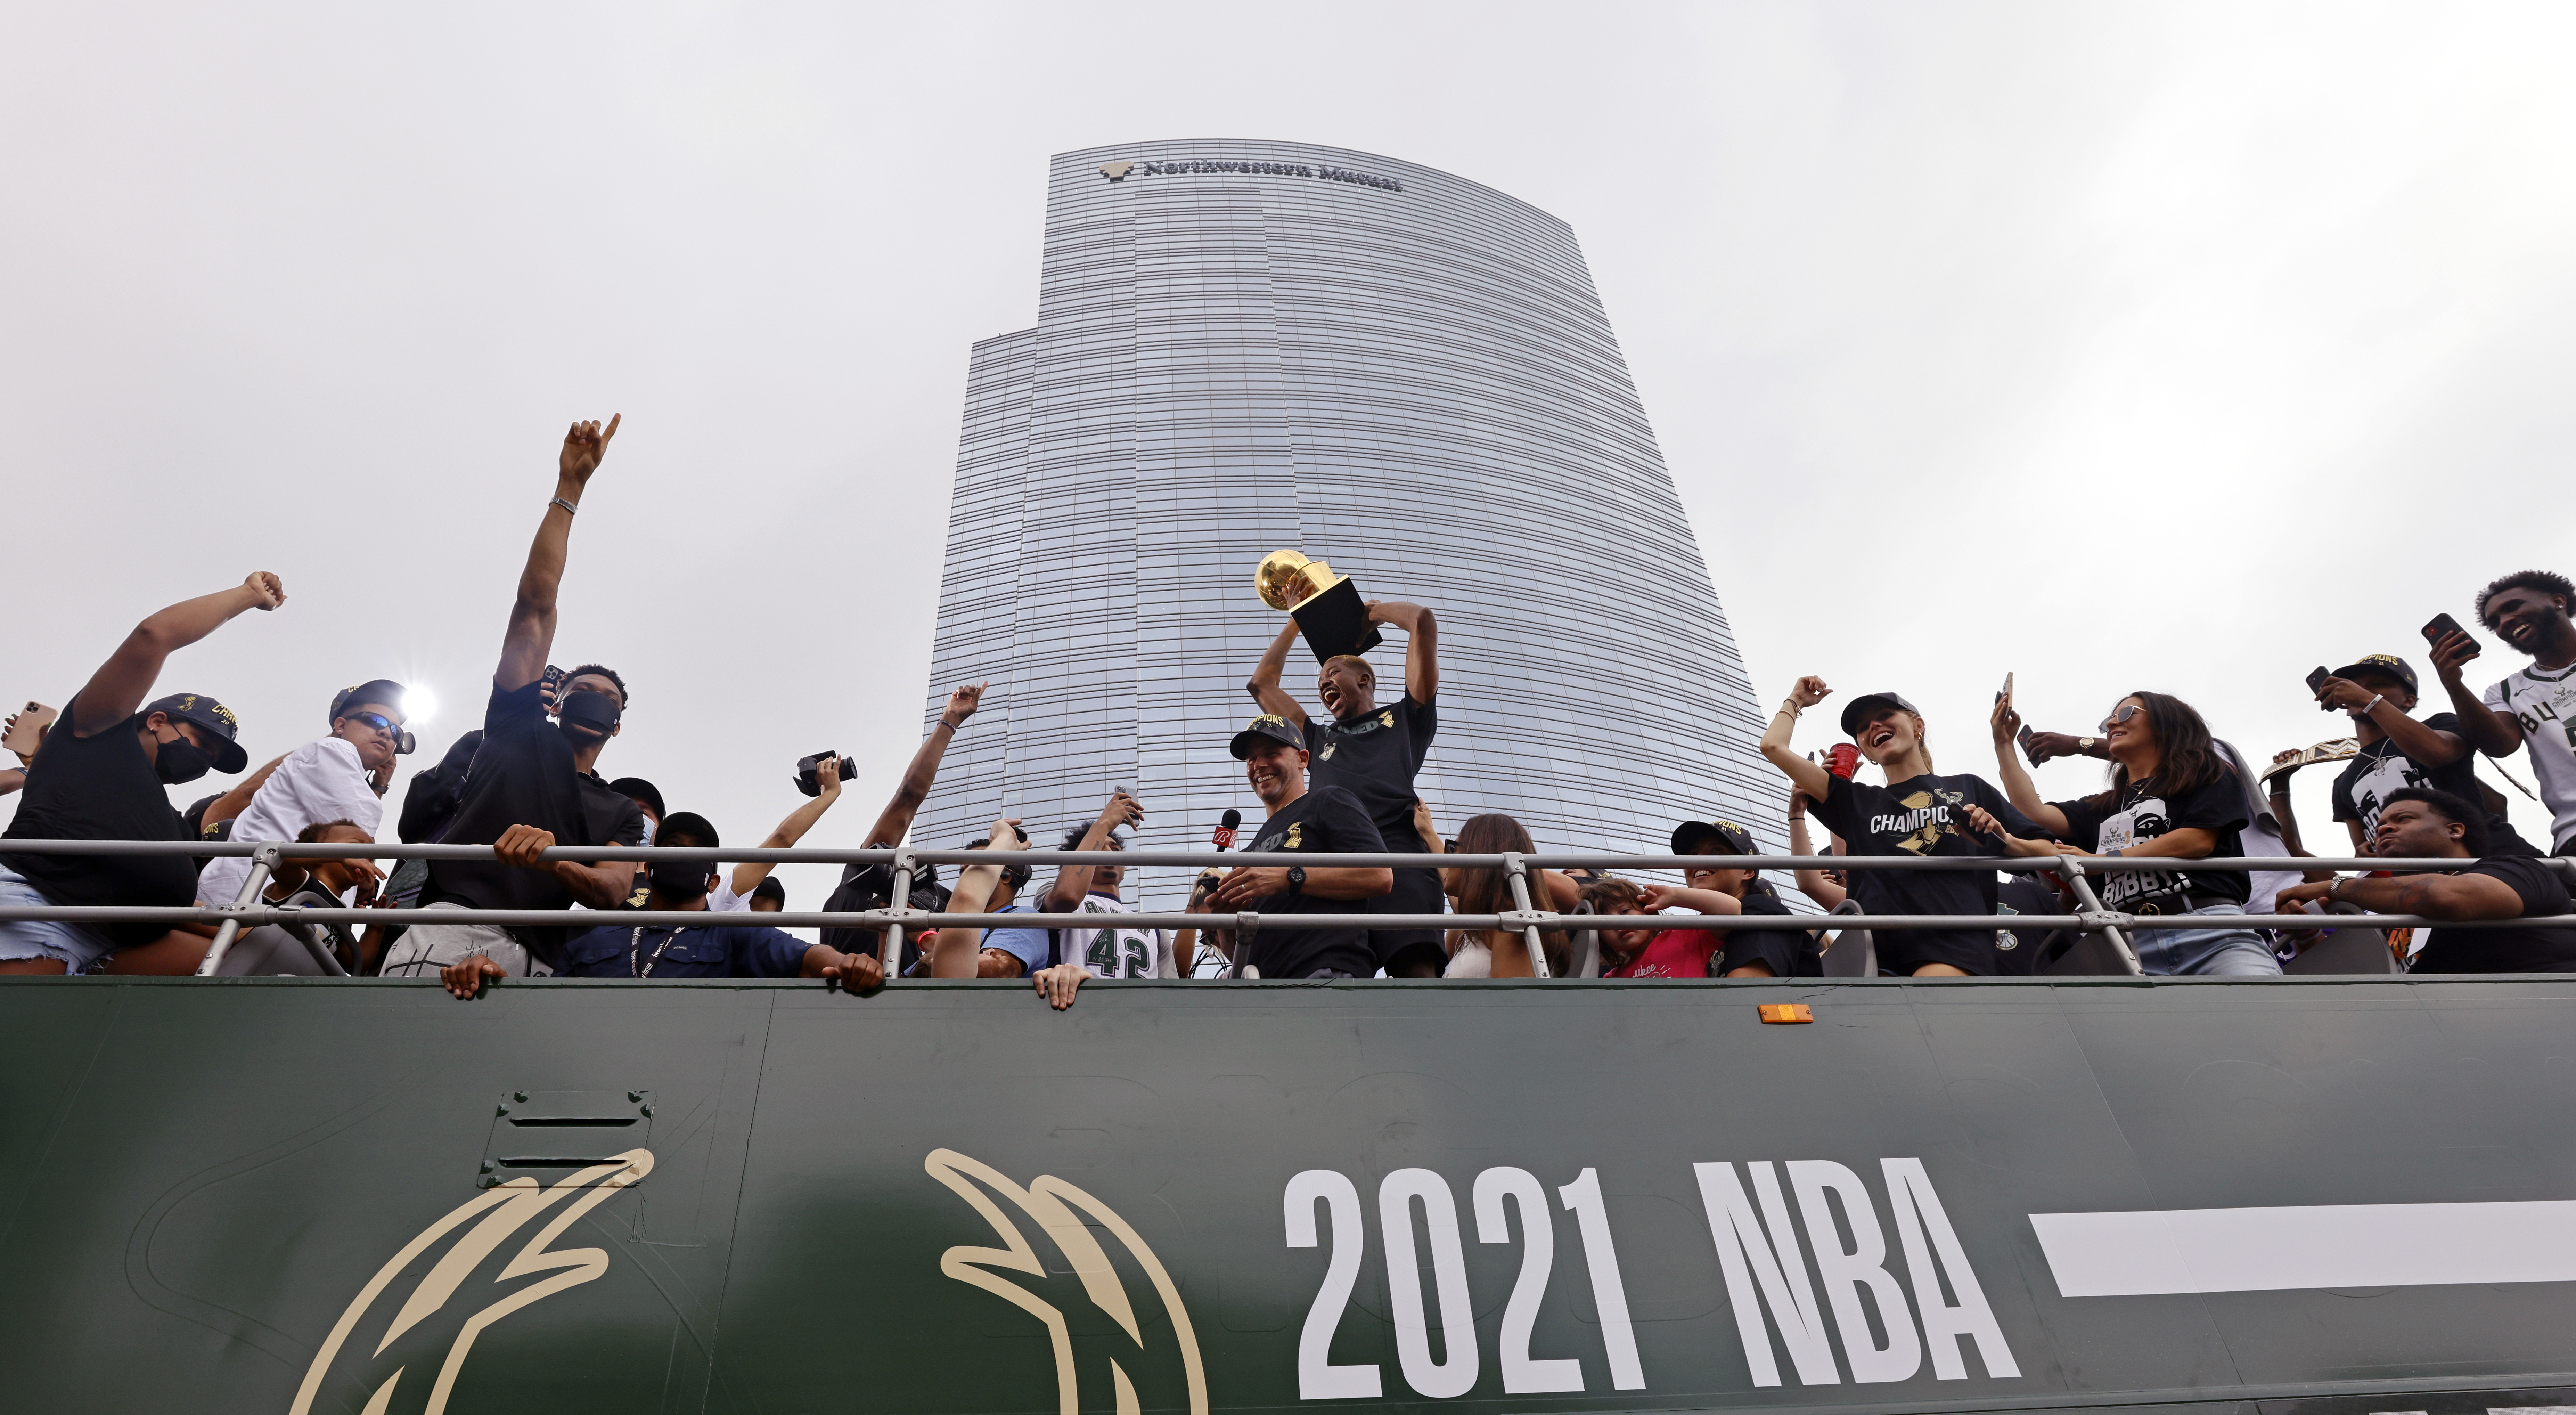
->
xmin=709 ymin=872 xmax=754 ymax=913
xmin=2483 ymin=664 xmax=2576 ymax=848
xmin=198 ymin=737 xmax=383 ymax=905
xmin=1061 ymin=893 xmax=1174 ymax=978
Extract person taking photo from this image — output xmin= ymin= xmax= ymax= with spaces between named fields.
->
xmin=2431 ymin=570 xmax=2576 ymax=856
xmin=2311 ymin=652 xmax=2531 ymax=856
xmin=1993 ymin=689 xmax=2280 ymax=977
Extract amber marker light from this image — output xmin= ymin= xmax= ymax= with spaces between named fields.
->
xmin=1757 ymin=1003 xmax=1814 ymax=1024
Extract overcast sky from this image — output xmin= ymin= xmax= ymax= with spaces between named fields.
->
xmin=7 ymin=2 xmax=2574 ymax=919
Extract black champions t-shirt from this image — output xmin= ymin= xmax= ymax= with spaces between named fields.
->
xmin=1306 ymin=696 xmax=1441 ymax=946
xmin=0 ymin=694 xmax=196 ymax=948
xmin=2409 ymin=855 xmax=2576 ymax=973
xmin=2050 ymin=772 xmax=2250 ymax=914
xmin=1807 ymin=772 xmax=2047 ymax=975
xmin=1235 ymin=785 xmax=1387 ymax=981
xmin=421 ymin=679 xmax=646 ymax=965
xmin=2331 ymin=712 xmax=2534 ymax=853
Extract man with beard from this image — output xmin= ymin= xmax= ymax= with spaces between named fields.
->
xmin=2435 ymin=570 xmax=2576 ymax=855
xmin=381 ymin=417 xmax=646 ymax=980
xmin=2278 ymin=788 xmax=2576 ymax=973
xmin=1247 ymin=599 xmax=1443 ymax=976
xmin=435 ymin=812 xmax=883 ymax=995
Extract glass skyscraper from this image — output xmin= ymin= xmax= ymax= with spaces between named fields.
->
xmin=913 ymin=140 xmax=1779 ymax=898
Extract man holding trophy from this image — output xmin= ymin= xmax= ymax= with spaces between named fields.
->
xmin=1246 ymin=550 xmax=1447 ymax=977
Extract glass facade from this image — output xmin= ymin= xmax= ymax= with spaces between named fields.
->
xmin=915 ymin=140 xmax=1781 ymax=903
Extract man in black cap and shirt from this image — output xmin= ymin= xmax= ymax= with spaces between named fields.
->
xmin=1248 ymin=599 xmax=1443 ymax=976
xmin=1201 ymin=715 xmax=1394 ymax=982
xmin=1 ymin=570 xmax=283 ymax=975
xmin=2280 ymin=788 xmax=2576 ymax=972
xmin=380 ymin=417 xmax=646 ymax=979
xmin=2312 ymin=653 xmax=2533 ymax=856
xmin=1761 ymin=676 xmax=2060 ymax=976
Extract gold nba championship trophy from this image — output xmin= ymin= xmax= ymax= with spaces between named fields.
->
xmin=1255 ymin=550 xmax=1384 ymax=662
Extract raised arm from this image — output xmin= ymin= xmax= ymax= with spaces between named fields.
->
xmin=2429 ymin=629 xmax=2521 ymax=757
xmin=933 ymin=817 xmax=1022 ymax=979
xmin=732 ymin=757 xmax=843 ymax=897
xmin=1987 ymin=696 xmax=2071 ymax=836
xmin=495 ymin=416 xmax=619 ymax=693
xmin=2315 ymin=678 xmax=2470 ymax=766
xmin=1368 ymin=601 xmax=1438 ymax=703
xmin=1759 ymin=676 xmax=1835 ymax=801
xmin=69 ymin=572 xmax=285 ymax=735
xmin=1042 ymin=792 xmax=1142 ymax=912
xmin=1245 ymin=619 xmax=1310 ymax=729
xmin=1788 ymin=795 xmax=1848 ymax=909
xmin=858 ymin=682 xmax=987 ymax=848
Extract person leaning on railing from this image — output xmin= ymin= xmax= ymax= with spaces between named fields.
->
xmin=380 ymin=417 xmax=646 ymax=983
xmin=197 ymin=680 xmax=409 ymax=913
xmin=1994 ymin=690 xmax=2281 ymax=978
xmin=435 ymin=811 xmax=882 ymax=998
xmin=1763 ymin=677 xmax=2058 ymax=978
xmin=1632 ymin=818 xmax=1806 ymax=978
xmin=0 ymin=570 xmax=283 ymax=976
xmin=1437 ymin=812 xmax=1576 ymax=978
xmin=2278 ymin=788 xmax=2576 ymax=973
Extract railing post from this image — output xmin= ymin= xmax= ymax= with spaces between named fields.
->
xmin=1231 ymin=912 xmax=1260 ymax=978
xmin=2054 ymin=858 xmax=2144 ymax=976
xmin=1503 ymin=852 xmax=1551 ymax=979
xmin=883 ymin=848 xmax=915 ymax=977
xmin=195 ymin=843 xmax=281 ymax=977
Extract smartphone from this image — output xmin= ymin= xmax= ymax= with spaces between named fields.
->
xmin=539 ymin=665 xmax=566 ymax=707
xmin=1112 ymin=783 xmax=1144 ymax=816
xmin=2305 ymin=666 xmax=2333 ymax=696
xmin=3 ymin=702 xmax=56 ymax=757
xmin=1996 ymin=672 xmax=2013 ymax=704
xmin=2422 ymin=613 xmax=2477 ymax=658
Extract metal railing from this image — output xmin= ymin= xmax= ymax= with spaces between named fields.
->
xmin=4 ymin=838 xmax=2571 ymax=979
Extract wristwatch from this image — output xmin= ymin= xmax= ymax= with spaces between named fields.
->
xmin=2080 ymin=736 xmax=2098 ymax=752
xmin=1285 ymin=866 xmax=1307 ymax=896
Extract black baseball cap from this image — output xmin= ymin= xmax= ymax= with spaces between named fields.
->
xmin=1230 ymin=714 xmax=1308 ymax=759
xmin=608 ymin=776 xmax=666 ymax=821
xmin=1670 ymin=819 xmax=1757 ymax=857
xmin=142 ymin=692 xmax=247 ymax=773
xmin=328 ymin=679 xmax=407 ymax=724
xmin=2331 ymin=654 xmax=2418 ymax=694
xmin=1838 ymin=691 xmax=1921 ymax=738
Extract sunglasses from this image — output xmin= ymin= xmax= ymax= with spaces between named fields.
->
xmin=2097 ymin=704 xmax=2143 ymax=733
xmin=343 ymin=711 xmax=401 ymax=735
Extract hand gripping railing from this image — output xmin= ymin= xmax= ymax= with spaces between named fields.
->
xmin=3 ymin=840 xmax=2571 ymax=978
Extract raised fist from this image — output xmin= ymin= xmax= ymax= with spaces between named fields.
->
xmin=243 ymin=571 xmax=286 ymax=610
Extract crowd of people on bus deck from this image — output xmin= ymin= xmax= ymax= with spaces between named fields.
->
xmin=6 ymin=417 xmax=2576 ymax=996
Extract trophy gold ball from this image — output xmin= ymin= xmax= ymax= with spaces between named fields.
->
xmin=1252 ymin=548 xmax=1383 ymax=662
xmin=1256 ymin=549 xmax=1334 ymax=612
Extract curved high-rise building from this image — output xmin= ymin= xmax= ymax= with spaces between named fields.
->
xmin=914 ymin=140 xmax=1778 ymax=897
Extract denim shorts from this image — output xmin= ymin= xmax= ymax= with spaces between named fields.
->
xmin=0 ymin=863 xmax=119 ymax=973
xmin=2130 ymin=901 xmax=2283 ymax=977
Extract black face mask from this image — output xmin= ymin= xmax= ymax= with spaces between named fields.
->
xmin=152 ymin=731 xmax=217 ymax=786
xmin=558 ymin=689 xmax=621 ymax=737
xmin=648 ymin=860 xmax=713 ymax=899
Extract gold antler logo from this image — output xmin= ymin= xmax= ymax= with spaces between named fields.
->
xmin=926 ymin=1147 xmax=1208 ymax=1415
xmin=288 ymin=1150 xmax=653 ymax=1415
xmin=1100 ymin=161 xmax=1136 ymax=181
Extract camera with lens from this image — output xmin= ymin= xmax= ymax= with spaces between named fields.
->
xmin=794 ymin=749 xmax=858 ymax=797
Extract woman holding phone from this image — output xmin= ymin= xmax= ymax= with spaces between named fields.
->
xmin=1990 ymin=690 xmax=2280 ymax=976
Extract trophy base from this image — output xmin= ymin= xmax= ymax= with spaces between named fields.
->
xmin=1291 ymin=578 xmax=1384 ymax=663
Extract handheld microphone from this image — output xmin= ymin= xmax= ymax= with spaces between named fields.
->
xmin=1212 ymin=808 xmax=1242 ymax=851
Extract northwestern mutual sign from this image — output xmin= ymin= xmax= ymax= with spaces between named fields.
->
xmin=1101 ymin=157 xmax=1403 ymax=190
